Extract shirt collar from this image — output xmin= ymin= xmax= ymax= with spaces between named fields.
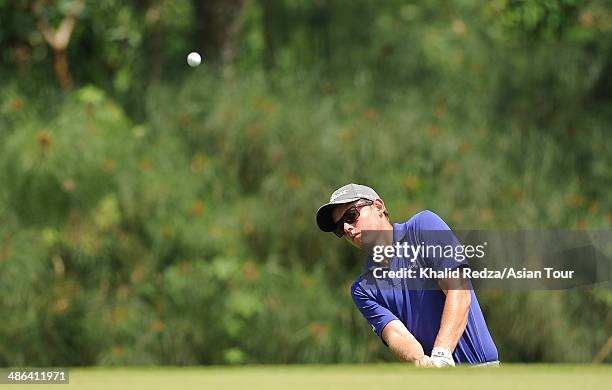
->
xmin=393 ymin=222 xmax=408 ymax=243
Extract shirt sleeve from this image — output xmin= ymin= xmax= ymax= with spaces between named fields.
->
xmin=350 ymin=280 xmax=398 ymax=344
xmin=416 ymin=210 xmax=469 ymax=272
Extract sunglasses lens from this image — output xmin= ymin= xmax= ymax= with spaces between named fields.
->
xmin=343 ymin=208 xmax=358 ymax=223
xmin=330 ymin=200 xmax=372 ymax=238
xmin=333 ymin=207 xmax=360 ymax=238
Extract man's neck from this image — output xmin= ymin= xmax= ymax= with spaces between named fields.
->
xmin=375 ymin=221 xmax=394 ymax=247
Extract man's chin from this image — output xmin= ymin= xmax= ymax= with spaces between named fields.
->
xmin=350 ymin=233 xmax=362 ymax=248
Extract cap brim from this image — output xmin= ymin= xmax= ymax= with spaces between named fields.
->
xmin=316 ymin=197 xmax=360 ymax=232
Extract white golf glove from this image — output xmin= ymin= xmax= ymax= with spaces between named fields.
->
xmin=430 ymin=347 xmax=455 ymax=367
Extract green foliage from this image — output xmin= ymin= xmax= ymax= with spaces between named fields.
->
xmin=489 ymin=0 xmax=582 ymax=41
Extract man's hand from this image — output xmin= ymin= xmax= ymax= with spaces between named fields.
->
xmin=414 ymin=355 xmax=433 ymax=368
xmin=430 ymin=347 xmax=455 ymax=367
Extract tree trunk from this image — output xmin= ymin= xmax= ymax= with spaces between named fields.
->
xmin=192 ymin=0 xmax=247 ymax=66
xmin=53 ymin=48 xmax=72 ymax=89
xmin=34 ymin=0 xmax=84 ymax=90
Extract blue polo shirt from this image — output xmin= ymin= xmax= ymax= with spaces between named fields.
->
xmin=350 ymin=210 xmax=498 ymax=364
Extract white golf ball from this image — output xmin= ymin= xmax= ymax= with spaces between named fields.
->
xmin=187 ymin=52 xmax=201 ymax=67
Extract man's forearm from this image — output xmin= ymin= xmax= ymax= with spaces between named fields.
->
xmin=382 ymin=320 xmax=428 ymax=364
xmin=434 ymin=289 xmax=471 ymax=351
xmin=388 ymin=331 xmax=426 ymax=362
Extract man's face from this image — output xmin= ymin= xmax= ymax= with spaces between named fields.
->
xmin=332 ymin=200 xmax=382 ymax=248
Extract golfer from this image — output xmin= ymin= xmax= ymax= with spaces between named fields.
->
xmin=316 ymin=183 xmax=499 ymax=367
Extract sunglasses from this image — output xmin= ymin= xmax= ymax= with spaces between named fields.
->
xmin=333 ymin=199 xmax=373 ymax=238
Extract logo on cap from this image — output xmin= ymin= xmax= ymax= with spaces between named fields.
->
xmin=330 ymin=189 xmax=349 ymax=202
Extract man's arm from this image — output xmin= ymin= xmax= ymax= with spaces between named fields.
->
xmin=412 ymin=210 xmax=475 ymax=365
xmin=382 ymin=320 xmax=432 ymax=367
xmin=432 ymin=277 xmax=471 ymax=365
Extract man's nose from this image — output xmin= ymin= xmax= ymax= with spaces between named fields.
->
xmin=344 ymin=222 xmax=354 ymax=235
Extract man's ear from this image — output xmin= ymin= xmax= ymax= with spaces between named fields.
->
xmin=373 ymin=198 xmax=386 ymax=216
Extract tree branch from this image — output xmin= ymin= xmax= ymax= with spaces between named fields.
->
xmin=35 ymin=0 xmax=84 ymax=50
